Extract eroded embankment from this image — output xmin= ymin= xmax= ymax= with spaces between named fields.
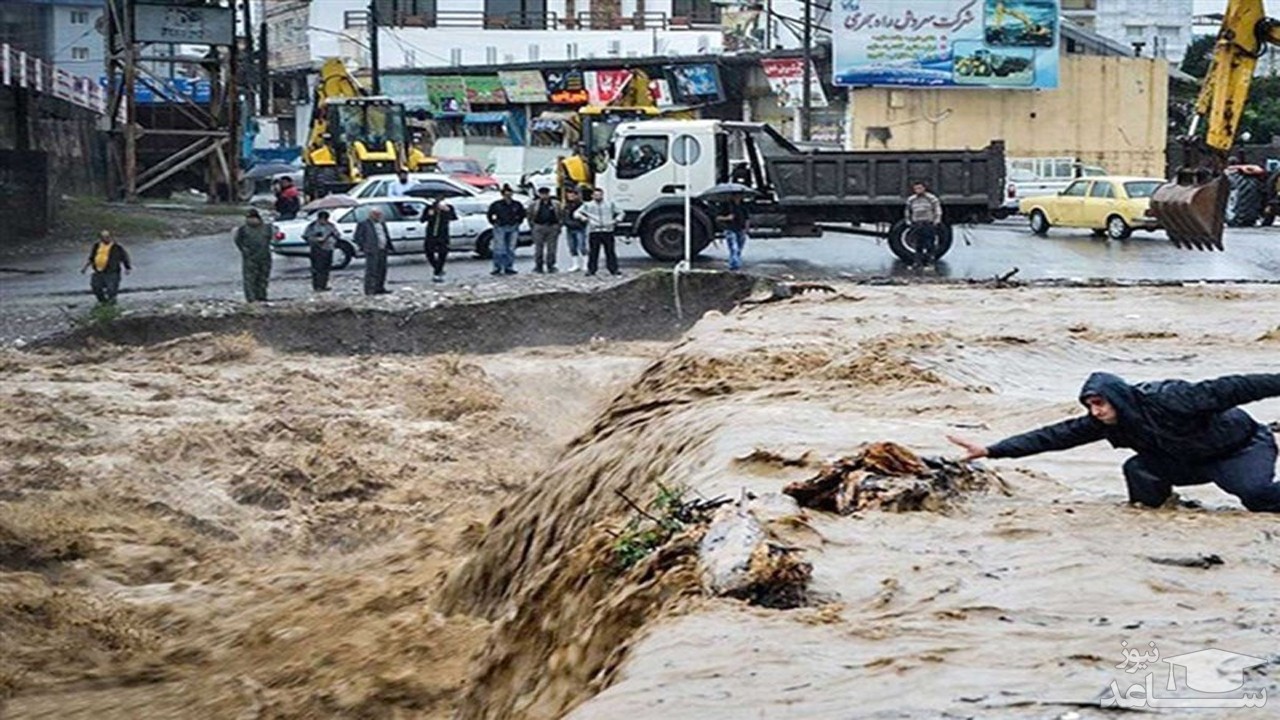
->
xmin=440 ymin=283 xmax=1280 ymax=720
xmin=36 ymin=272 xmax=759 ymax=355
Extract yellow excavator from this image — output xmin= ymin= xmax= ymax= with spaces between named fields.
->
xmin=303 ymin=58 xmax=430 ymax=198
xmin=1151 ymin=0 xmax=1280 ymax=250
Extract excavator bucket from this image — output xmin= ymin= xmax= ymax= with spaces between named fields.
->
xmin=1149 ymin=168 xmax=1228 ymax=251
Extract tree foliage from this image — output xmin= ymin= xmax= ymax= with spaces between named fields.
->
xmin=1180 ymin=34 xmax=1217 ymax=79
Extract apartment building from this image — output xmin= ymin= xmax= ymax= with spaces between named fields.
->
xmin=1062 ymin=0 xmax=1194 ymax=62
xmin=0 ymin=0 xmax=105 ymax=79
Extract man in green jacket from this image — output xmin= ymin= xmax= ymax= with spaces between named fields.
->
xmin=234 ymin=209 xmax=274 ymax=302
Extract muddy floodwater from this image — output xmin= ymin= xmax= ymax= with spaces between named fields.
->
xmin=3 ymin=282 xmax=1280 ymax=719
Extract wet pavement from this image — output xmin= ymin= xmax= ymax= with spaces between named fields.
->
xmin=3 ymin=219 xmax=1278 ymax=308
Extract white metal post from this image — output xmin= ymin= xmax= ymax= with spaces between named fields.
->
xmin=683 ymin=157 xmax=691 ymax=270
xmin=1 ymin=44 xmax=9 ymax=86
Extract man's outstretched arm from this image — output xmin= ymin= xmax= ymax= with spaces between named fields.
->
xmin=1158 ymin=374 xmax=1280 ymax=416
xmin=948 ymin=416 xmax=1106 ymax=460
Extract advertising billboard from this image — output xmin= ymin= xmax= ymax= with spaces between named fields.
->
xmin=832 ymin=0 xmax=1059 ymax=89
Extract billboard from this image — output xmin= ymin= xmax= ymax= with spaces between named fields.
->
xmin=381 ymin=75 xmax=429 ymax=111
xmin=498 ymin=70 xmax=547 ymax=103
xmin=832 ymin=0 xmax=1059 ymax=89
xmin=666 ymin=64 xmax=725 ymax=105
xmin=133 ymin=3 xmax=235 ymax=45
xmin=760 ymin=58 xmax=828 ymax=108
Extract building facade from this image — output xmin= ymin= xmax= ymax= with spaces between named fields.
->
xmin=1063 ymin=0 xmax=1194 ymax=63
xmin=0 ymin=0 xmax=105 ymax=79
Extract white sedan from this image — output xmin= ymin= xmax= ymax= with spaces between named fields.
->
xmin=271 ymin=196 xmax=530 ymax=268
xmin=347 ymin=173 xmax=530 ymax=204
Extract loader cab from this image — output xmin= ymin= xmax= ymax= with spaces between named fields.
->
xmin=323 ymin=98 xmax=406 ymax=177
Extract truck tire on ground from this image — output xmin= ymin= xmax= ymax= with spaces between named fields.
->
xmin=888 ymin=221 xmax=954 ymax=263
xmin=640 ymin=213 xmax=710 ymax=262
xmin=331 ymin=241 xmax=354 ymax=270
xmin=1226 ymin=172 xmax=1265 ymax=227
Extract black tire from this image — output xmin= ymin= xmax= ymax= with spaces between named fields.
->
xmin=640 ymin=212 xmax=710 ymax=261
xmin=1105 ymin=215 xmax=1132 ymax=240
xmin=331 ymin=241 xmax=354 ymax=270
xmin=1226 ymin=172 xmax=1265 ymax=227
xmin=474 ymin=231 xmax=493 ymax=259
xmin=1029 ymin=209 xmax=1050 ymax=236
xmin=888 ymin=221 xmax=954 ymax=263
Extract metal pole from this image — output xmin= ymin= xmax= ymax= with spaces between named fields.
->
xmin=258 ymin=19 xmax=269 ymax=115
xmin=801 ymin=0 xmax=811 ymax=142
xmin=368 ymin=0 xmax=380 ymax=94
xmin=123 ymin=0 xmax=138 ymax=202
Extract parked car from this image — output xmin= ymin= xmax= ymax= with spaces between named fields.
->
xmin=1002 ymin=158 xmax=1108 ymax=214
xmin=345 ymin=172 xmax=530 ymax=204
xmin=436 ymin=156 xmax=500 ymax=191
xmin=270 ymin=196 xmax=530 ymax=268
xmin=1019 ymin=176 xmax=1165 ymax=240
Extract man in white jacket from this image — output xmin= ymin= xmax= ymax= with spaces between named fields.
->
xmin=573 ymin=187 xmax=624 ymax=276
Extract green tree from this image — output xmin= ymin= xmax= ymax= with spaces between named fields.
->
xmin=1239 ymin=76 xmax=1280 ymax=144
xmin=1180 ymin=34 xmax=1217 ymax=79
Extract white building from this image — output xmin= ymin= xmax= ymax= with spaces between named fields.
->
xmin=0 ymin=0 xmax=105 ymax=79
xmin=1063 ymin=0 xmax=1195 ymax=63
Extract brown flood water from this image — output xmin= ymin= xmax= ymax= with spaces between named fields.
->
xmin=4 ymin=284 xmax=1280 ymax=719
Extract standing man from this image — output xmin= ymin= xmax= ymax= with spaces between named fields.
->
xmin=302 ymin=210 xmax=341 ymax=292
xmin=716 ymin=194 xmax=751 ymax=271
xmin=387 ymin=169 xmax=416 ymax=197
xmin=562 ymin=186 xmax=588 ymax=273
xmin=233 ymin=209 xmax=274 ymax=302
xmin=527 ymin=186 xmax=562 ymax=273
xmin=574 ymin=187 xmax=623 ymax=277
xmin=355 ymin=208 xmax=394 ymax=295
xmin=947 ymin=371 xmax=1280 ymax=513
xmin=487 ymin=184 xmax=526 ymax=276
xmin=80 ymin=229 xmax=132 ymax=305
xmin=904 ymin=180 xmax=943 ymax=269
xmin=274 ymin=177 xmax=301 ymax=220
xmin=421 ymin=197 xmax=457 ymax=283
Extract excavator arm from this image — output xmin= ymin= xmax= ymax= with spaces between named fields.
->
xmin=1151 ymin=0 xmax=1280 ymax=249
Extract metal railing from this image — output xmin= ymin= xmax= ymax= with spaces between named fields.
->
xmin=368 ymin=9 xmax=720 ymax=31
xmin=0 ymin=43 xmax=105 ymax=115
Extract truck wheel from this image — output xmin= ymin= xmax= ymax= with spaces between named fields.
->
xmin=1105 ymin=215 xmax=1132 ymax=240
xmin=641 ymin=213 xmax=709 ymax=261
xmin=1029 ymin=209 xmax=1050 ymax=235
xmin=888 ymin=221 xmax=953 ymax=262
xmin=331 ymin=241 xmax=354 ymax=270
xmin=474 ymin=231 xmax=493 ymax=259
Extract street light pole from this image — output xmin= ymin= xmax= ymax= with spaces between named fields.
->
xmin=801 ymin=0 xmax=811 ymax=142
xmin=368 ymin=0 xmax=380 ymax=93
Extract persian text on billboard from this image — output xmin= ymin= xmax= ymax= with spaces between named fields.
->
xmin=832 ymin=0 xmax=1059 ymax=89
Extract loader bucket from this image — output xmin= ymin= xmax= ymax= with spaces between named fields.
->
xmin=1149 ymin=171 xmax=1228 ymax=251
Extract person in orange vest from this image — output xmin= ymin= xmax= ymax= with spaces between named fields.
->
xmin=80 ymin=229 xmax=132 ymax=304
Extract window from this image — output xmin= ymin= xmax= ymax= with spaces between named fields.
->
xmin=1062 ymin=180 xmax=1090 ymax=197
xmin=70 ymin=10 xmax=89 ymax=25
xmin=351 ymin=203 xmax=395 ymax=223
xmin=1123 ymin=181 xmax=1162 ymax=199
xmin=1125 ymin=26 xmax=1146 ymax=40
xmin=405 ymin=181 xmax=470 ymax=200
xmin=672 ymin=0 xmax=721 ymax=23
xmin=615 ymin=136 xmax=669 ymax=179
xmin=1157 ymin=26 xmax=1181 ymax=39
xmin=71 ymin=47 xmax=90 ymax=60
xmin=1088 ymin=182 xmax=1114 ymax=199
xmin=484 ymin=0 xmax=546 ymax=29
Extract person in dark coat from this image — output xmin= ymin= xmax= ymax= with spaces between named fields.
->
xmin=947 ymin=371 xmax=1280 ymax=512
xmin=80 ymin=229 xmax=132 ymax=304
xmin=354 ymin=208 xmax=393 ymax=295
xmin=302 ymin=210 xmax=341 ymax=291
xmin=233 ymin=209 xmax=274 ymax=302
xmin=274 ymin=177 xmax=301 ymax=220
xmin=486 ymin=184 xmax=526 ymax=276
xmin=421 ymin=197 xmax=457 ymax=283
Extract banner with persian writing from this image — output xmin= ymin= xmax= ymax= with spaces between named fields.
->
xmin=832 ymin=0 xmax=1059 ymax=89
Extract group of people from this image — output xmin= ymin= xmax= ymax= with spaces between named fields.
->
xmin=485 ymin=184 xmax=625 ymax=277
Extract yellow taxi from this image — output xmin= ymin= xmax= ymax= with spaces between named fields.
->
xmin=1019 ymin=176 xmax=1165 ymax=240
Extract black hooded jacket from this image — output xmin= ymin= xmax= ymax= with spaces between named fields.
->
xmin=986 ymin=372 xmax=1280 ymax=462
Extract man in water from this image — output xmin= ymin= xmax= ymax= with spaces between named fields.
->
xmin=947 ymin=372 xmax=1280 ymax=512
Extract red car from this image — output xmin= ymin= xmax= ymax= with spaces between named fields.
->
xmin=435 ymin=156 xmax=499 ymax=191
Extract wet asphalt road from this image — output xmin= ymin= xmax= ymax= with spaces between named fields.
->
xmin=3 ymin=219 xmax=1279 ymax=307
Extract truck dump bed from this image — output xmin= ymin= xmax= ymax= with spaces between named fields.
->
xmin=764 ymin=142 xmax=1007 ymax=224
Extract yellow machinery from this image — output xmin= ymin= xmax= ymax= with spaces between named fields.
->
xmin=555 ymin=71 xmax=696 ymax=194
xmin=1151 ymin=0 xmax=1280 ymax=249
xmin=303 ymin=58 xmax=430 ymax=198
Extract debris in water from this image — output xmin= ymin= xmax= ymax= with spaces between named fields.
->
xmin=1147 ymin=553 xmax=1224 ymax=569
xmin=734 ymin=448 xmax=815 ymax=468
xmin=699 ymin=505 xmax=766 ymax=595
xmin=782 ymin=441 xmax=1003 ymax=513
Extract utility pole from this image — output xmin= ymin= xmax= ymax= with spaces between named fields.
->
xmin=801 ymin=0 xmax=811 ymax=142
xmin=368 ymin=0 xmax=381 ymax=94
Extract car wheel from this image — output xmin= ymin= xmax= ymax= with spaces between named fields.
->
xmin=330 ymin=241 xmax=354 ymax=270
xmin=1029 ymin=209 xmax=1050 ymax=236
xmin=474 ymin=231 xmax=493 ymax=259
xmin=1106 ymin=215 xmax=1132 ymax=240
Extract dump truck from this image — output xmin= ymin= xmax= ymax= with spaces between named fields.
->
xmin=597 ymin=119 xmax=1006 ymax=262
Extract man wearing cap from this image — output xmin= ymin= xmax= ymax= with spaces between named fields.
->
xmin=80 ymin=229 xmax=132 ymax=305
xmin=233 ymin=209 xmax=274 ymax=302
xmin=355 ymin=207 xmax=394 ymax=295
xmin=947 ymin=371 xmax=1280 ymax=512
xmin=527 ymin=186 xmax=562 ymax=274
xmin=487 ymin=184 xmax=526 ymax=276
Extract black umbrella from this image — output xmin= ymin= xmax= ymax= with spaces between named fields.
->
xmin=243 ymin=162 xmax=298 ymax=180
xmin=698 ymin=182 xmax=756 ymax=201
